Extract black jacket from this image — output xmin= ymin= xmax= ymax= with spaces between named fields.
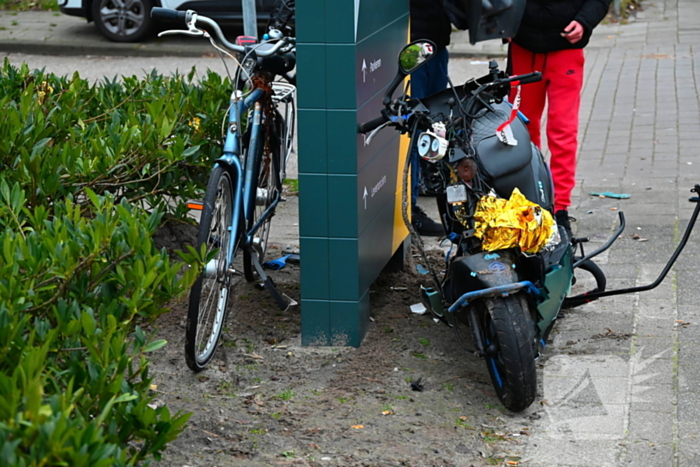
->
xmin=514 ymin=0 xmax=612 ymax=53
xmin=410 ymin=0 xmax=452 ymax=50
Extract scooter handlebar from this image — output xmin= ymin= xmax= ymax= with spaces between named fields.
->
xmin=504 ymin=71 xmax=543 ymax=85
xmin=358 ymin=114 xmax=389 ymax=134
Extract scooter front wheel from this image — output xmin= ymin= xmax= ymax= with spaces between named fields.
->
xmin=480 ymin=293 xmax=537 ymax=412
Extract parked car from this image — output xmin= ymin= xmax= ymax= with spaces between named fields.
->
xmin=58 ymin=0 xmax=280 ymax=42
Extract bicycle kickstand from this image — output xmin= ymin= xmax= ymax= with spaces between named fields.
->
xmin=251 ymin=253 xmax=293 ymax=310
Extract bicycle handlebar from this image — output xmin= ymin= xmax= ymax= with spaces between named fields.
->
xmin=151 ymin=6 xmax=188 ymax=23
xmin=152 ymin=7 xmax=292 ymax=57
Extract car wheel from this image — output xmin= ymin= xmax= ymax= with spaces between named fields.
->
xmin=92 ymin=0 xmax=153 ymax=42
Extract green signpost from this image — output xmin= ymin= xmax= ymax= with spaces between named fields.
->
xmin=296 ymin=0 xmax=411 ymax=346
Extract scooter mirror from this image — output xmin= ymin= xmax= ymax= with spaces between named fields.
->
xmin=398 ymin=40 xmax=436 ymax=75
xmin=383 ymin=39 xmax=437 ymax=106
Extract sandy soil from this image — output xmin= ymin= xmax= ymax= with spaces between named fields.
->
xmin=147 ymin=217 xmax=547 ymax=467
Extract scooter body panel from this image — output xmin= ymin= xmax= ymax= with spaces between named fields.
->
xmin=447 ymin=249 xmax=523 ymax=301
xmin=536 ymin=245 xmax=574 ymax=335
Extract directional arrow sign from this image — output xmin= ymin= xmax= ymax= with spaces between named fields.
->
xmin=363 ymin=186 xmax=368 ymax=209
xmin=362 ymin=59 xmax=367 ymax=83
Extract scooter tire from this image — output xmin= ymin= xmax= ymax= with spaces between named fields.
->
xmin=481 ymin=293 xmax=537 ymax=412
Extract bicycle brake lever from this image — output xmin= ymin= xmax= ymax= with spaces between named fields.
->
xmin=158 ymin=12 xmax=206 ymax=38
xmin=158 ymin=28 xmax=206 ymax=38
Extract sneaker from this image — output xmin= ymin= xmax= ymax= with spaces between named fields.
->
xmin=412 ymin=206 xmax=444 ymax=237
xmin=555 ymin=210 xmax=574 ymax=239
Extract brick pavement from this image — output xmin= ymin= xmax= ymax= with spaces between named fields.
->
xmin=508 ymin=1 xmax=700 ymax=465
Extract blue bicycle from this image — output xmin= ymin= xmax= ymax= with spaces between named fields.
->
xmin=151 ymin=4 xmax=296 ymax=371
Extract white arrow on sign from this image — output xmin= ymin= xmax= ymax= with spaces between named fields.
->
xmin=363 ymin=186 xmax=368 ymax=209
xmin=362 ymin=59 xmax=367 ymax=83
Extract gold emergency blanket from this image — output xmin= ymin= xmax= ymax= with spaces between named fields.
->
xmin=474 ymin=188 xmax=555 ymax=254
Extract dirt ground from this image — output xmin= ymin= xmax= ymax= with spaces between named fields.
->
xmin=148 ymin=220 xmax=546 ymax=467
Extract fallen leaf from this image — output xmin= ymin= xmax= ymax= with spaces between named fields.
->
xmin=460 ymin=416 xmax=468 ymax=421
xmin=351 ymin=425 xmax=364 ymax=429
xmin=382 ymin=410 xmax=394 ymax=416
xmin=244 ymin=353 xmax=265 ymax=360
xmin=149 ymin=384 xmax=158 ymax=391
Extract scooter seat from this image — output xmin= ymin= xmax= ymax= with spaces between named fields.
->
xmin=473 ymin=104 xmax=533 ymax=180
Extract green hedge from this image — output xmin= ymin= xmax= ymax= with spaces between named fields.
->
xmin=0 ymin=60 xmax=230 ymax=220
xmin=0 ymin=60 xmax=230 ymax=465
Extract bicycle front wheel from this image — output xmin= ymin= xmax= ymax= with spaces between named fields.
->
xmin=186 ymin=165 xmax=236 ymax=371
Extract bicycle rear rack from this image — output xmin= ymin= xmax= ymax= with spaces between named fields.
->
xmin=271 ymin=82 xmax=295 ymax=103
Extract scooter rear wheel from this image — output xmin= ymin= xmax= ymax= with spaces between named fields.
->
xmin=480 ymin=293 xmax=537 ymax=412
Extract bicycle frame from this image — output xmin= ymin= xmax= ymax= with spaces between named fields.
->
xmin=216 ymin=87 xmax=283 ymax=273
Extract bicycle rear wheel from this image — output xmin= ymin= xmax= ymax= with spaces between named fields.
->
xmin=243 ymin=115 xmax=283 ymax=281
xmin=186 ymin=165 xmax=236 ymax=371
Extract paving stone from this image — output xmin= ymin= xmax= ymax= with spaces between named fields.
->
xmin=628 ymin=410 xmax=675 ymax=444
xmin=625 ymin=442 xmax=674 ymax=466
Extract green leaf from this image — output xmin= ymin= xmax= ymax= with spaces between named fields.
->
xmin=143 ymin=339 xmax=167 ymax=353
xmin=81 ymin=311 xmax=96 ymax=336
xmin=114 ymin=393 xmax=138 ymax=403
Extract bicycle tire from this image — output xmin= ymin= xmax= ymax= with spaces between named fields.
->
xmin=186 ymin=165 xmax=235 ymax=372
xmin=480 ymin=293 xmax=537 ymax=412
xmin=243 ymin=113 xmax=284 ymax=281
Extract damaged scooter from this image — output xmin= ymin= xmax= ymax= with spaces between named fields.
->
xmin=359 ymin=40 xmax=700 ymax=412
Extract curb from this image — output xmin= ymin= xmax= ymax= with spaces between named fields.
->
xmin=0 ymin=41 xmax=506 ymax=59
xmin=0 ymin=41 xmax=213 ymax=58
xmin=450 ymin=49 xmax=507 ymax=59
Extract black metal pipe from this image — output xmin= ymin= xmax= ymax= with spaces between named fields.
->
xmin=573 ymin=211 xmax=626 ymax=269
xmin=567 ymin=184 xmax=700 ymax=303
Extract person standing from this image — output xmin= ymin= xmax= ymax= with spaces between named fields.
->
xmin=509 ymin=0 xmax=612 ymax=234
xmin=408 ymin=0 xmax=452 ymax=236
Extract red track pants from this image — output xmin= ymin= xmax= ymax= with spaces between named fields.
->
xmin=509 ymin=42 xmax=585 ymax=212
